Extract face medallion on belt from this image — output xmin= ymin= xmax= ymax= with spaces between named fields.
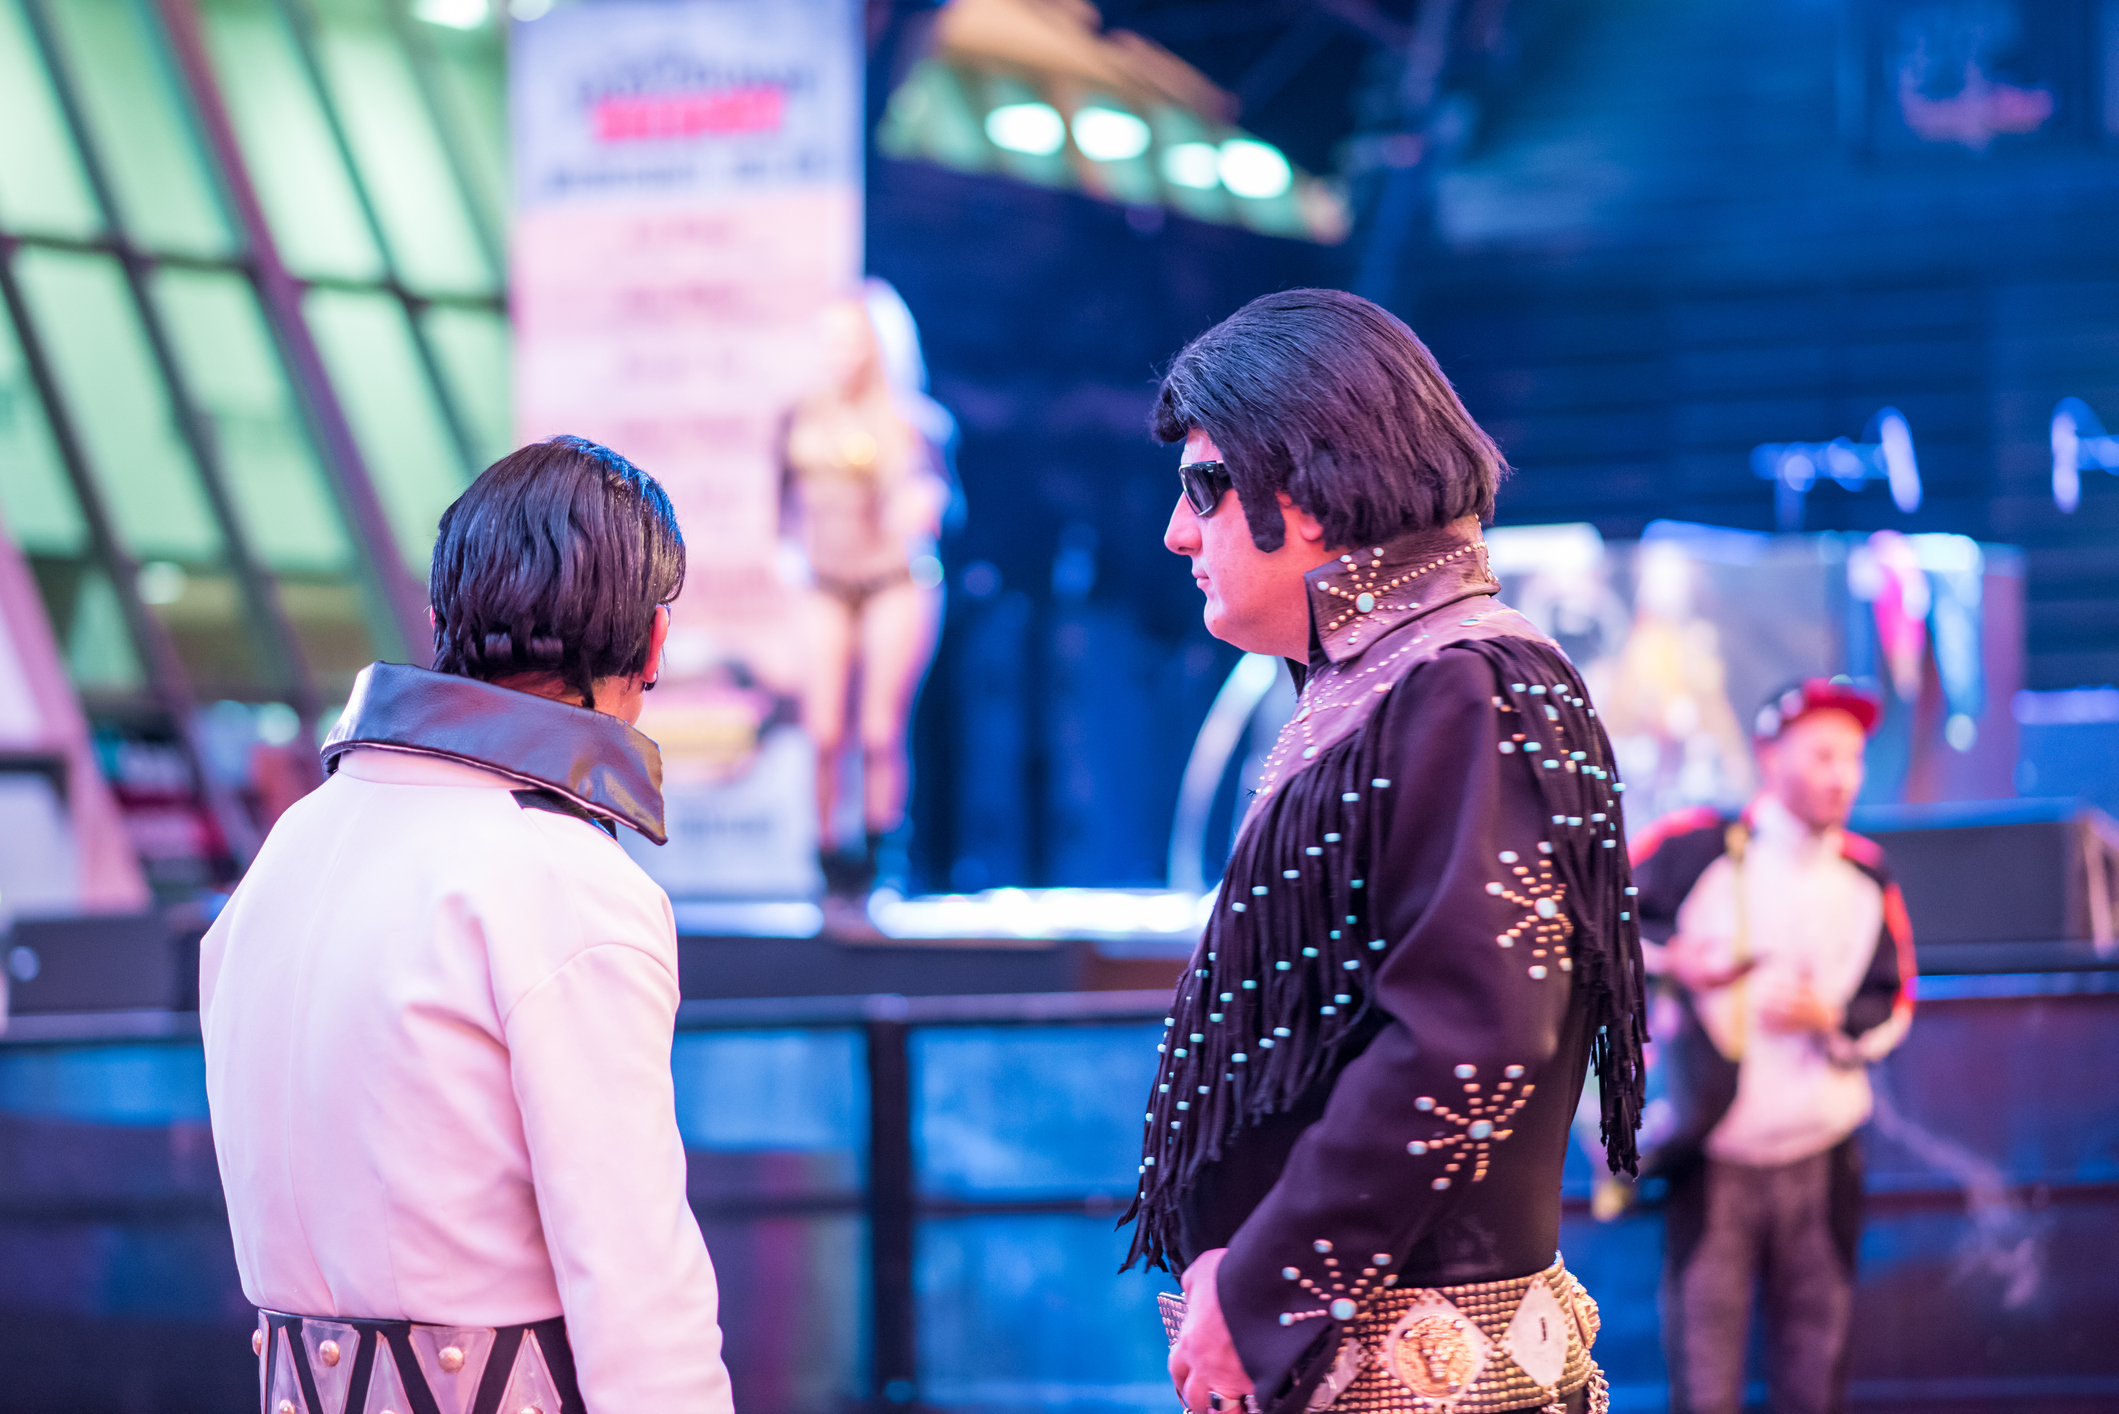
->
xmin=1384 ymin=1299 xmax=1492 ymax=1402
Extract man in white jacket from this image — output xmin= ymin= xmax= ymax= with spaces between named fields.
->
xmin=201 ymin=436 xmax=733 ymax=1414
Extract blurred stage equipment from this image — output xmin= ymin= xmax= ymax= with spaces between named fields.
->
xmin=875 ymin=0 xmax=1349 ymax=243
xmin=1170 ymin=523 xmax=2023 ymax=893
xmin=1753 ymin=407 xmax=1922 ymax=529
xmin=2049 ymin=397 xmax=2119 ymax=513
xmin=1482 ymin=522 xmax=2020 ymax=827
xmin=512 ymin=0 xmax=863 ymax=904
xmin=1853 ymin=799 xmax=2119 ymax=966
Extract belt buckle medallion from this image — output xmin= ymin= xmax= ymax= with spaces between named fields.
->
xmin=1383 ymin=1296 xmax=1492 ymax=1410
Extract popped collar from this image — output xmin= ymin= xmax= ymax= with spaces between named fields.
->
xmin=1249 ymin=515 xmax=1546 ymax=814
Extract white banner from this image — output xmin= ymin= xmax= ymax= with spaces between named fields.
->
xmin=513 ymin=0 xmax=862 ymax=697
xmin=513 ymin=0 xmax=862 ymax=897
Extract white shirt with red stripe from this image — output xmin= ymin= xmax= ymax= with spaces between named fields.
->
xmin=1668 ymin=796 xmax=1911 ymax=1167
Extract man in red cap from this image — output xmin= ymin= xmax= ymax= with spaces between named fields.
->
xmin=1629 ymin=679 xmax=1916 ymax=1414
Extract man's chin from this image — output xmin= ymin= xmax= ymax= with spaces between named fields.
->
xmin=1202 ymin=604 xmax=1267 ymax=655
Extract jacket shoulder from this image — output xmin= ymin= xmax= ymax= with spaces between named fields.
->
xmin=1839 ymin=829 xmax=1894 ymax=884
xmin=1629 ymin=805 xmax=1728 ymax=868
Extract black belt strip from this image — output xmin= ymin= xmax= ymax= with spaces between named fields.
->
xmin=261 ymin=1312 xmax=585 ymax=1414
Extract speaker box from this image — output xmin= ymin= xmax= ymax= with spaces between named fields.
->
xmin=1853 ymin=799 xmax=2119 ymax=958
xmin=3 ymin=914 xmax=186 ymax=1014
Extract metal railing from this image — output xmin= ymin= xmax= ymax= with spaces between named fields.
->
xmin=673 ymin=989 xmax=1167 ymax=1409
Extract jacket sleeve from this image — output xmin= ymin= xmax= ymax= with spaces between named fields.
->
xmin=1826 ymin=876 xmax=1916 ymax=1065
xmin=1212 ymin=650 xmax=1577 ymax=1406
xmin=1628 ymin=811 xmax=1727 ymax=950
xmin=505 ymin=942 xmax=734 ymax=1414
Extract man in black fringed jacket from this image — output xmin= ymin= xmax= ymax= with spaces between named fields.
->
xmin=1121 ymin=290 xmax=1648 ymax=1414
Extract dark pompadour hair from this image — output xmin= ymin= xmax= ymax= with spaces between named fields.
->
xmin=429 ymin=436 xmax=684 ymax=709
xmin=1150 ymin=288 xmax=1506 ymax=552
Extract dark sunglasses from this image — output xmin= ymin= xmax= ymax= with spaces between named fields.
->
xmin=1178 ymin=459 xmax=1235 ymax=517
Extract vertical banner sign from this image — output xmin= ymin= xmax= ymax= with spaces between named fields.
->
xmin=513 ymin=0 xmax=860 ymax=896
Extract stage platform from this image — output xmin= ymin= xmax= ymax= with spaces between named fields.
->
xmin=669 ymin=887 xmax=1200 ymax=999
xmin=8 ymin=868 xmax=2118 ymax=1018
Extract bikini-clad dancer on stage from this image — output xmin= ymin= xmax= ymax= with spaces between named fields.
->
xmin=781 ymin=287 xmax=951 ymax=907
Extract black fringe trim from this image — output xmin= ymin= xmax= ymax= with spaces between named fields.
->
xmin=1120 ymin=638 xmax=1647 ymax=1273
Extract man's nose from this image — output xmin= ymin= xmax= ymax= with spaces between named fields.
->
xmin=1165 ymin=495 xmax=1199 ymax=555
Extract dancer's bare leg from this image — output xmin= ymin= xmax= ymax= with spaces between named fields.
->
xmin=856 ymin=580 xmax=943 ymax=834
xmin=799 ymin=589 xmax=857 ymax=849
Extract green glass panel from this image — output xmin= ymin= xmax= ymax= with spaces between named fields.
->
xmin=273 ymin=573 xmax=376 ymax=698
xmin=312 ymin=0 xmax=492 ymax=294
xmin=0 ymin=288 xmax=89 ymax=557
xmin=41 ymin=0 xmax=233 ymax=257
xmin=0 ymin=0 xmax=101 ymax=237
xmin=420 ymin=304 xmax=509 ymax=470
xmin=151 ymin=267 xmax=354 ymax=573
xmin=64 ymin=567 xmax=146 ymax=690
xmin=13 ymin=248 xmax=220 ymax=562
xmin=304 ymin=286 xmax=468 ymax=569
xmin=195 ymin=0 xmax=383 ymax=281
xmin=416 ymin=18 xmax=506 ymax=242
xmin=150 ymin=565 xmax=266 ymax=698
xmin=13 ymin=248 xmax=269 ymax=694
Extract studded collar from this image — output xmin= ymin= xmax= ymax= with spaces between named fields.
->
xmin=1303 ymin=516 xmax=1499 ymax=667
xmin=321 ymin=662 xmax=667 ymax=843
xmin=1248 ymin=518 xmax=1540 ymax=814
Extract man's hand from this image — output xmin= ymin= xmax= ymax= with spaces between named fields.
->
xmin=1666 ymin=942 xmax=1758 ymax=993
xmin=1170 ymin=1248 xmax=1254 ymax=1414
xmin=1759 ymin=980 xmax=1839 ymax=1036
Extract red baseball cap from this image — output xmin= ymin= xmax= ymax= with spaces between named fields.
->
xmin=1753 ymin=678 xmax=1882 ymax=741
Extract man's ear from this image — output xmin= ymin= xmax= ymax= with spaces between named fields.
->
xmin=1276 ymin=491 xmax=1329 ymax=548
xmin=646 ymin=604 xmax=671 ymax=683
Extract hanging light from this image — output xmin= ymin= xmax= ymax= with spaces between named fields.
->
xmin=1875 ymin=408 xmax=1921 ymax=513
xmin=985 ymin=102 xmax=1066 ymax=156
xmin=1217 ymin=139 xmax=1292 ymax=199
xmin=1161 ymin=142 xmax=1221 ymax=189
xmin=412 ymin=0 xmax=489 ymax=28
xmin=1072 ymin=106 xmax=1151 ymax=162
xmin=2051 ymin=397 xmax=2119 ymax=513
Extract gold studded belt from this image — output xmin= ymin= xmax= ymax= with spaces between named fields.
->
xmin=1159 ymin=1258 xmax=1608 ymax=1414
xmin=254 ymin=1310 xmax=582 ymax=1414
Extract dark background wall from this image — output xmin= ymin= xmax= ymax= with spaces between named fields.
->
xmin=870 ymin=159 xmax=1324 ymax=891
xmin=1414 ymin=0 xmax=2119 ymax=694
xmin=875 ymin=0 xmax=2119 ymax=892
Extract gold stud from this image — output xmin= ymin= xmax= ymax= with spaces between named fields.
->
xmin=253 ymin=1330 xmax=265 ymax=1356
xmin=279 ymin=1402 xmax=296 ymax=1414
xmin=438 ymin=1345 xmax=465 ymax=1374
xmin=319 ymin=1340 xmax=341 ymax=1367
xmin=520 ymin=1407 xmax=544 ymax=1414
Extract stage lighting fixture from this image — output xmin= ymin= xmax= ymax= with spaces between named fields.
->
xmin=1218 ymin=139 xmax=1293 ymax=199
xmin=985 ymin=102 xmax=1066 ymax=156
xmin=1752 ymin=408 xmax=1921 ymax=527
xmin=412 ymin=0 xmax=488 ymax=27
xmin=1161 ymin=142 xmax=1221 ymax=189
xmin=1072 ymin=106 xmax=1151 ymax=162
xmin=2050 ymin=397 xmax=2119 ymax=513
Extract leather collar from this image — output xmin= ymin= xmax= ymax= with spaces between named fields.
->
xmin=322 ymin=663 xmax=667 ymax=844
xmin=1302 ymin=515 xmax=1499 ymax=666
